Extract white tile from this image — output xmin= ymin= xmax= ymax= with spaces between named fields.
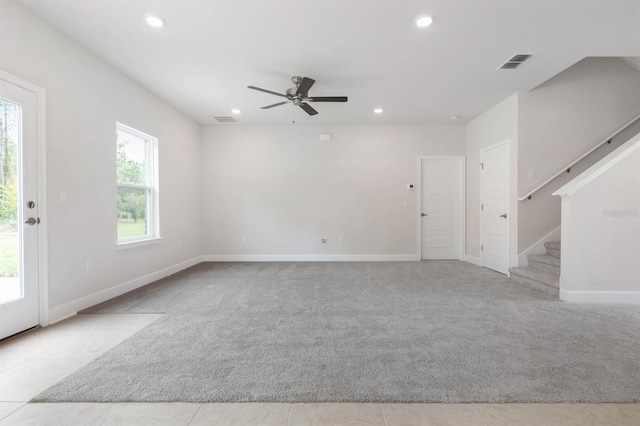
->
xmin=0 ymin=357 xmax=30 ymax=375
xmin=289 ymin=403 xmax=385 ymax=426
xmin=0 ymin=356 xmax=88 ymax=401
xmin=0 ymin=314 xmax=159 ymax=366
xmin=0 ymin=403 xmax=24 ymax=421
xmin=474 ymin=403 xmax=595 ymax=426
xmin=382 ymin=403 xmax=484 ymax=426
xmin=580 ymin=404 xmax=640 ymax=426
xmin=0 ymin=403 xmax=111 ymax=426
xmin=0 ymin=313 xmax=162 ymax=402
xmin=0 ymin=335 xmax=49 ymax=367
xmin=190 ymin=403 xmax=290 ymax=426
xmin=38 ymin=314 xmax=162 ymax=348
xmin=92 ymin=403 xmax=200 ymax=426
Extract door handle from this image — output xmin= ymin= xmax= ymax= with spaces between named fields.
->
xmin=25 ymin=217 xmax=40 ymax=225
xmin=421 ymin=213 xmax=428 ymax=217
xmin=499 ymin=213 xmax=507 ymax=218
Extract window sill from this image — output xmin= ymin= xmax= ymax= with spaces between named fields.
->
xmin=117 ymin=237 xmax=163 ymax=250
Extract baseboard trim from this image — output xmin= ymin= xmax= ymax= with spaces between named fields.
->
xmin=559 ymin=289 xmax=640 ymax=304
xmin=203 ymin=254 xmax=419 ymax=262
xmin=47 ymin=255 xmax=203 ymax=324
xmin=465 ymin=255 xmax=481 ymax=266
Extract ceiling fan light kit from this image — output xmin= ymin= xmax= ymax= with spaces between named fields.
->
xmin=248 ymin=76 xmax=348 ymax=116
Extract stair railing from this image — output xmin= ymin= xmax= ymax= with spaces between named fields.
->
xmin=518 ymin=113 xmax=640 ymax=201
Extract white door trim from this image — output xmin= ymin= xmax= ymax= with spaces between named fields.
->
xmin=0 ymin=70 xmax=49 ymax=327
xmin=417 ymin=155 xmax=466 ymax=261
xmin=479 ymin=140 xmax=510 ymax=274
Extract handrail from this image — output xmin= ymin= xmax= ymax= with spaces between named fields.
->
xmin=518 ymin=112 xmax=640 ymax=201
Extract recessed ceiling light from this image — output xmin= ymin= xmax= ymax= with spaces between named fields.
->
xmin=231 ymin=109 xmax=241 ymax=114
xmin=374 ymin=108 xmax=384 ymax=114
xmin=415 ymin=14 xmax=434 ymax=28
xmin=450 ymin=115 xmax=460 ymax=120
xmin=145 ymin=14 xmax=166 ymax=28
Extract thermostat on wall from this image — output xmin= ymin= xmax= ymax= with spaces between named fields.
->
xmin=407 ymin=184 xmax=415 ymax=190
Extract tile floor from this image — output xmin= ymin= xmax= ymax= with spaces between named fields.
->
xmin=1 ymin=314 xmax=638 ymax=425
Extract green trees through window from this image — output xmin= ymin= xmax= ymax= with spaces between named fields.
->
xmin=0 ymin=99 xmax=18 ymax=277
xmin=116 ymin=124 xmax=157 ymax=242
xmin=0 ymin=100 xmax=18 ymax=228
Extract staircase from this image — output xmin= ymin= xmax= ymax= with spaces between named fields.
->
xmin=509 ymin=242 xmax=560 ymax=296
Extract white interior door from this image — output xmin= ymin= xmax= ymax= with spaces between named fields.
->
xmin=420 ymin=157 xmax=464 ymax=260
xmin=480 ymin=142 xmax=509 ymax=274
xmin=0 ymin=78 xmax=40 ymax=340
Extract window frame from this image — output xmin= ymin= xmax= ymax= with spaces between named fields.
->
xmin=116 ymin=122 xmax=160 ymax=248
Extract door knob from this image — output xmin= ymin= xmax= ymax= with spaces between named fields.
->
xmin=25 ymin=217 xmax=40 ymax=225
xmin=499 ymin=213 xmax=507 ymax=218
xmin=421 ymin=213 xmax=428 ymax=217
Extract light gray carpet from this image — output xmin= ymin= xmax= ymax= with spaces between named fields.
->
xmin=34 ymin=261 xmax=640 ymax=403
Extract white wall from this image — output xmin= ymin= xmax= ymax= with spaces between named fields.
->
xmin=465 ymin=94 xmax=518 ymax=267
xmin=518 ymin=58 xmax=640 ymax=251
xmin=201 ymin=124 xmax=465 ymax=259
xmin=0 ymin=1 xmax=202 ymax=318
xmin=556 ymin=135 xmax=640 ymax=302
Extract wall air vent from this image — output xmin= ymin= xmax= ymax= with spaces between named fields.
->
xmin=498 ymin=53 xmax=535 ymax=70
xmin=213 ymin=116 xmax=238 ymax=123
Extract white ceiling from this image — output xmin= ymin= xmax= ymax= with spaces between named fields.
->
xmin=18 ymin=0 xmax=640 ymax=125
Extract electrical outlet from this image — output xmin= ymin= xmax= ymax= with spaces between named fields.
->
xmin=528 ymin=171 xmax=536 ymax=180
xmin=60 ymin=191 xmax=68 ymax=204
xmin=241 ymin=236 xmax=247 ymax=243
xmin=86 ymin=260 xmax=93 ymax=272
xmin=337 ymin=236 xmax=344 ymax=243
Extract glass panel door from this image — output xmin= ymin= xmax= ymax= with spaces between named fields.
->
xmin=0 ymin=77 xmax=40 ymax=340
xmin=0 ymin=97 xmax=21 ymax=305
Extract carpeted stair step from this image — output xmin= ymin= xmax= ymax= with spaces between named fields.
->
xmin=527 ymin=254 xmax=561 ymax=275
xmin=544 ymin=241 xmax=561 ymax=258
xmin=509 ymin=266 xmax=559 ymax=296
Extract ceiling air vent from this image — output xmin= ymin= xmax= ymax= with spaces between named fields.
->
xmin=213 ymin=116 xmax=238 ymax=123
xmin=498 ymin=53 xmax=535 ymax=70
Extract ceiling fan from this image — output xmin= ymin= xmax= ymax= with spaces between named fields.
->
xmin=248 ymin=76 xmax=348 ymax=116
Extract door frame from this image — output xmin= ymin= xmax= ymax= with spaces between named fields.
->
xmin=479 ymin=140 xmax=510 ymax=275
xmin=0 ymin=70 xmax=49 ymax=327
xmin=416 ymin=155 xmax=466 ymax=261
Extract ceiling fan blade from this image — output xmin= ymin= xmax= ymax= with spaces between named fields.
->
xmin=299 ymin=103 xmax=318 ymax=116
xmin=307 ymin=96 xmax=348 ymax=102
xmin=248 ymin=86 xmax=288 ymax=98
xmin=296 ymin=77 xmax=315 ymax=97
xmin=261 ymin=101 xmax=290 ymax=109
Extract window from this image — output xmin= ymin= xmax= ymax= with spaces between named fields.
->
xmin=116 ymin=123 xmax=158 ymax=245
